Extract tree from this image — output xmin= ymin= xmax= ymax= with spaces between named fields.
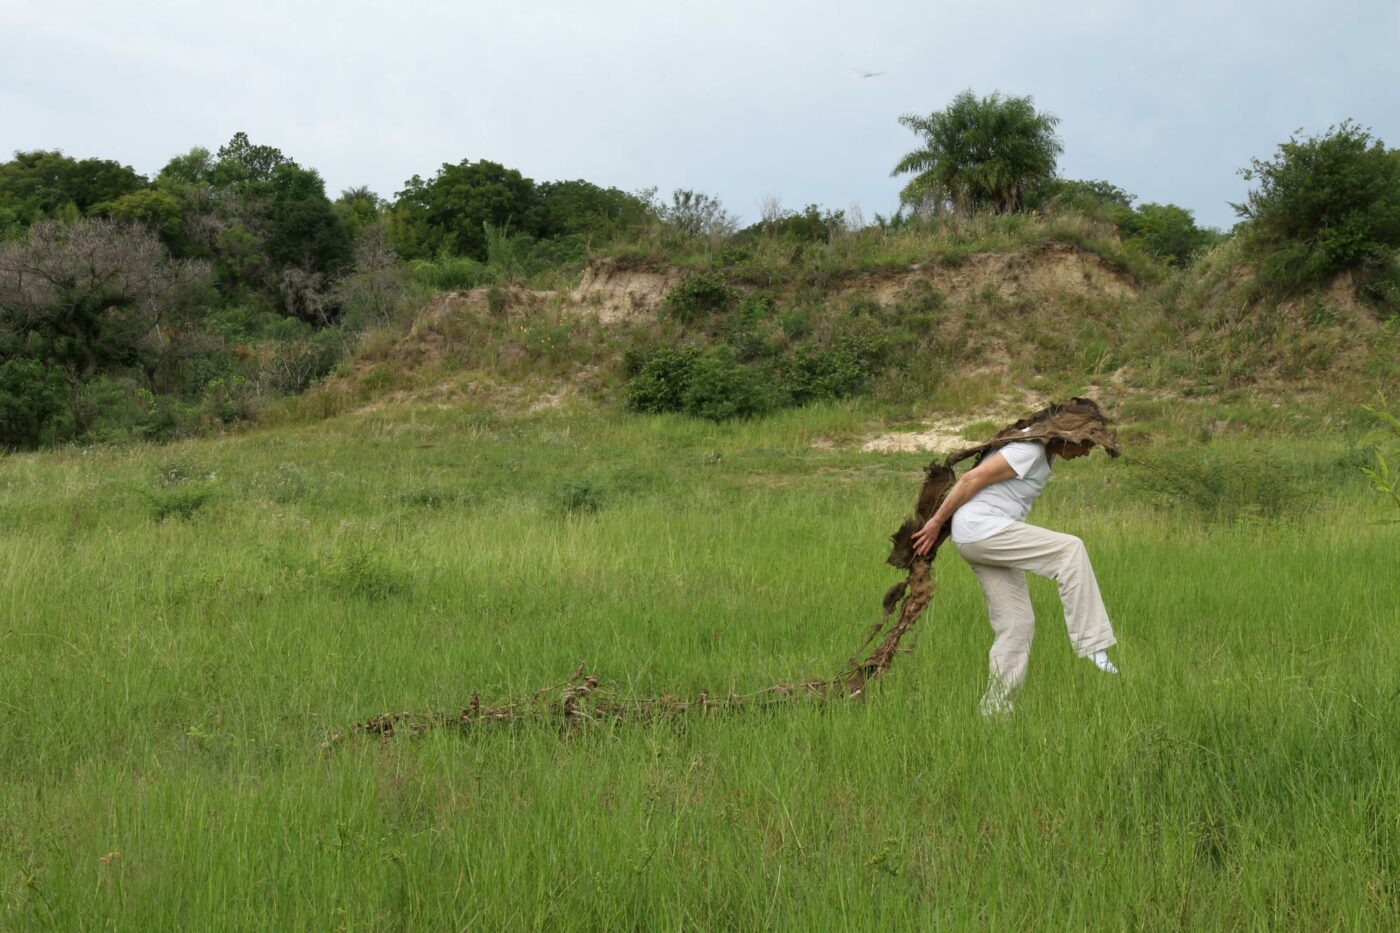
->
xmin=1120 ymin=203 xmax=1223 ymax=266
xmin=660 ymin=189 xmax=737 ymax=239
xmin=1024 ymin=178 xmax=1135 ymax=214
xmin=1235 ymin=120 xmax=1400 ymax=292
xmin=258 ymin=164 xmax=351 ymax=278
xmin=389 ymin=159 xmax=540 ymax=260
xmin=0 ymin=150 xmax=147 ymax=237
xmin=100 ymin=188 xmax=186 ymax=248
xmin=0 ymin=219 xmax=210 ymax=392
xmin=334 ymin=185 xmax=386 ymax=239
xmin=212 ymin=131 xmax=293 ymax=188
xmin=535 ymin=179 xmax=652 ymax=240
xmin=892 ymin=90 xmax=1063 ymax=215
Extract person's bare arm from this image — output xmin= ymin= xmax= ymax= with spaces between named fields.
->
xmin=910 ymin=452 xmax=1017 ymax=555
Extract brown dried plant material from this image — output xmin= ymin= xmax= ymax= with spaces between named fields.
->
xmin=337 ymin=399 xmax=1117 ymax=744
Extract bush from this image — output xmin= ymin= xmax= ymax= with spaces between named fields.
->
xmin=0 ymin=357 xmax=72 ymax=449
xmin=1119 ymin=203 xmax=1224 ymax=267
xmin=661 ymin=272 xmax=736 ymax=325
xmin=681 ymin=351 xmax=774 ymax=421
xmin=784 ymin=334 xmax=885 ymax=404
xmin=1236 ymin=121 xmax=1400 ymax=293
xmin=624 ymin=346 xmax=773 ymax=421
xmin=624 ymin=347 xmax=702 ymax=414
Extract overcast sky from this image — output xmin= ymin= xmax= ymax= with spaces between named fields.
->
xmin=3 ymin=0 xmax=1397 ymax=231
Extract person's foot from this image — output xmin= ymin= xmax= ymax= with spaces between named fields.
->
xmin=1088 ymin=649 xmax=1119 ymax=675
xmin=979 ymin=679 xmax=1014 ymax=717
xmin=979 ymin=693 xmax=1014 ymax=717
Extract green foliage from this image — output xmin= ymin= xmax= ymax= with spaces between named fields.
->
xmin=212 ymin=131 xmax=292 ymax=188
xmin=1236 ymin=121 xmax=1400 ymax=293
xmin=661 ymin=272 xmax=737 ymax=325
xmin=784 ymin=334 xmax=885 ymax=404
xmin=146 ymin=483 xmax=217 ymax=522
xmin=333 ymin=186 xmax=387 ymax=239
xmin=1025 ymin=178 xmax=1135 ymax=214
xmin=0 ymin=357 xmax=72 ymax=449
xmin=0 ymin=150 xmax=147 ymax=237
xmin=0 ymin=219 xmax=211 ymax=391
xmin=1361 ymin=395 xmax=1400 ymax=518
xmin=1120 ymin=203 xmax=1224 ymax=266
xmin=624 ymin=346 xmax=702 ymax=414
xmin=659 ymin=189 xmax=738 ymax=239
xmin=390 ymin=159 xmax=539 ymax=261
xmin=410 ymin=255 xmax=490 ymax=290
xmin=1129 ymin=445 xmax=1357 ymax=523
xmin=680 ymin=350 xmax=774 ymax=421
xmin=746 ymin=204 xmax=846 ymax=243
xmin=624 ymin=345 xmax=774 ymax=421
xmin=535 ymin=179 xmax=652 ymax=240
xmin=99 ymin=188 xmax=186 ymax=248
xmin=554 ymin=479 xmax=605 ymax=515
xmin=259 ymin=164 xmax=352 ymax=279
xmin=893 ymin=90 xmax=1063 ymax=215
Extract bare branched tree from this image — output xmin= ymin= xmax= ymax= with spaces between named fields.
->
xmin=0 ymin=219 xmax=210 ymax=394
xmin=662 ymin=189 xmax=738 ymax=240
xmin=332 ymin=222 xmax=409 ymax=330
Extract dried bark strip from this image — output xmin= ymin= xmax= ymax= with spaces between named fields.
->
xmin=336 ymin=399 xmax=1117 ymax=745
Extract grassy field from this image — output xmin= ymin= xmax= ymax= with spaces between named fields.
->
xmin=1 ymin=400 xmax=1397 ymax=929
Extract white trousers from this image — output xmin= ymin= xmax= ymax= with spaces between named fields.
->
xmin=955 ymin=521 xmax=1116 ymax=692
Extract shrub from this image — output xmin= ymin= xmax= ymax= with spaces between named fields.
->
xmin=661 ymin=272 xmax=736 ymax=325
xmin=0 ymin=357 xmax=72 ymax=449
xmin=1119 ymin=203 xmax=1224 ymax=267
xmin=624 ymin=346 xmax=773 ymax=421
xmin=784 ymin=334 xmax=885 ymax=404
xmin=1236 ymin=121 xmax=1400 ymax=293
xmin=624 ymin=347 xmax=701 ymax=414
xmin=680 ymin=351 xmax=774 ymax=421
xmin=147 ymin=484 xmax=216 ymax=522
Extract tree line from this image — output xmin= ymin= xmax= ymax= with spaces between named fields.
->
xmin=2 ymin=93 xmax=1398 ymax=448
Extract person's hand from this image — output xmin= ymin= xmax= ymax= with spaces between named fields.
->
xmin=911 ymin=517 xmax=942 ymax=556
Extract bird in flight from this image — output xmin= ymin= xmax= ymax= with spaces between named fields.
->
xmin=853 ymin=68 xmax=886 ymax=78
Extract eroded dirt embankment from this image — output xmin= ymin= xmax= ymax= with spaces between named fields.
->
xmin=429 ymin=242 xmax=1138 ymax=324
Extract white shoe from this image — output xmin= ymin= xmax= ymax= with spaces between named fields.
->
xmin=979 ymin=680 xmax=1015 ymax=717
xmin=1088 ymin=649 xmax=1118 ymax=675
xmin=980 ymin=693 xmax=1014 ymax=717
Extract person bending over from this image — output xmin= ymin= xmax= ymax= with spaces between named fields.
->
xmin=910 ymin=431 xmax=1118 ymax=715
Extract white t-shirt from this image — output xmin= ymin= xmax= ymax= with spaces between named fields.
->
xmin=951 ymin=440 xmax=1051 ymax=544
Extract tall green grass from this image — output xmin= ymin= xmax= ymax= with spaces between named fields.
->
xmin=1 ymin=406 xmax=1396 ymax=928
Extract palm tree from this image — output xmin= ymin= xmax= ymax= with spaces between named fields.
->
xmin=893 ymin=91 xmax=1063 ymax=216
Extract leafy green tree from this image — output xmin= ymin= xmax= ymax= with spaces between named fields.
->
xmin=156 ymin=147 xmax=217 ymax=189
xmin=389 ymin=159 xmax=539 ymax=260
xmin=1024 ymin=178 xmax=1135 ymax=214
xmin=100 ymin=188 xmax=186 ymax=248
xmin=0 ymin=150 xmax=147 ymax=237
xmin=212 ymin=131 xmax=292 ymax=188
xmin=0 ymin=357 xmax=72 ymax=449
xmin=535 ymin=179 xmax=652 ymax=240
xmin=334 ymin=185 xmax=386 ymax=239
xmin=893 ymin=90 xmax=1063 ymax=215
xmin=258 ymin=164 xmax=351 ymax=278
xmin=1119 ymin=203 xmax=1224 ymax=266
xmin=1235 ymin=120 xmax=1400 ymax=291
